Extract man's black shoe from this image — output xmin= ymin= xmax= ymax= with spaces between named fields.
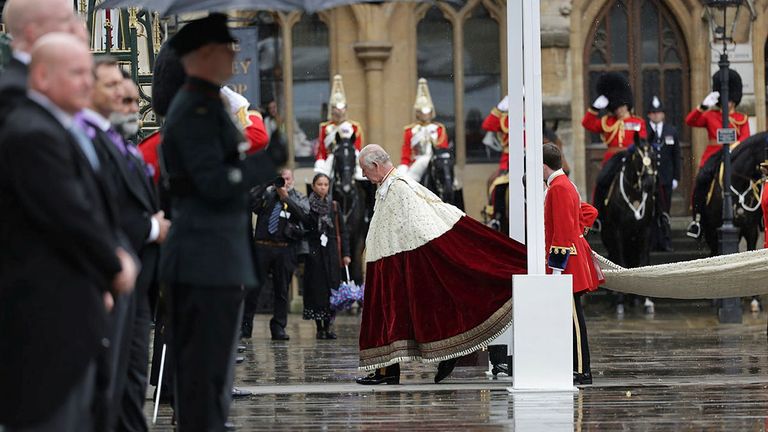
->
xmin=237 ymin=344 xmax=246 ymax=353
xmin=231 ymin=387 xmax=252 ymax=398
xmin=356 ymin=364 xmax=400 ymax=385
xmin=271 ymin=331 xmax=290 ymax=341
xmin=435 ymin=358 xmax=459 ymax=383
xmin=235 ymin=356 xmax=245 ymax=364
xmin=224 ymin=421 xmax=236 ymax=431
xmin=573 ymin=372 xmax=592 ymax=385
xmin=240 ymin=321 xmax=253 ymax=339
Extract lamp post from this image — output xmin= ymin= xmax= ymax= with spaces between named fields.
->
xmin=702 ymin=0 xmax=743 ymax=323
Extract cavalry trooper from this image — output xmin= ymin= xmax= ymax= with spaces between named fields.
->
xmin=582 ymin=72 xmax=647 ymax=229
xmin=314 ymin=74 xmax=364 ymax=177
xmin=397 ymin=78 xmax=449 ymax=183
xmin=647 ymin=95 xmax=681 ymax=253
xmin=685 ymin=69 xmax=750 ymax=238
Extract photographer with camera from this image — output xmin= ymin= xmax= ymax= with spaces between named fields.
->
xmin=243 ymin=168 xmax=309 ymax=341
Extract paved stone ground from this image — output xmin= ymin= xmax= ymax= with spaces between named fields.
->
xmin=146 ymin=298 xmax=768 ymax=431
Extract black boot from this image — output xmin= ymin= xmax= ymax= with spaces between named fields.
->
xmin=240 ymin=316 xmax=253 ymax=339
xmin=315 ymin=320 xmax=326 ymax=339
xmin=323 ymin=319 xmax=337 ymax=340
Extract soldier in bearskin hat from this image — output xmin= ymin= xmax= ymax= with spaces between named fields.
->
xmin=583 ymin=72 xmax=647 ymax=228
xmin=685 ymin=68 xmax=750 ymax=238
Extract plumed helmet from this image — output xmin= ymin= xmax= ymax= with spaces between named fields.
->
xmin=413 ymin=78 xmax=435 ymax=118
xmin=712 ymin=69 xmax=743 ymax=106
xmin=596 ymin=72 xmax=633 ymax=112
xmin=328 ymin=75 xmax=347 ymax=114
xmin=151 ymin=43 xmax=187 ymax=117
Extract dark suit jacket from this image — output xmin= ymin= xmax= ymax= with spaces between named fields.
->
xmin=0 ymin=98 xmax=124 ymax=427
xmin=647 ymin=121 xmax=681 ymax=186
xmin=0 ymin=58 xmax=28 ymax=124
xmin=87 ymin=123 xmax=161 ymax=296
xmin=159 ymin=77 xmax=275 ymax=287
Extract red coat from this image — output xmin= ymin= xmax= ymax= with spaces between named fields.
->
xmin=685 ymin=108 xmax=750 ymax=168
xmin=545 ymin=172 xmax=600 ymax=293
xmin=582 ymin=110 xmax=647 ymax=163
xmin=316 ymin=120 xmax=363 ymax=160
xmin=138 ymin=131 xmax=161 ymax=184
xmin=244 ymin=111 xmax=268 ymax=154
xmin=482 ymin=108 xmax=510 ymax=171
xmin=400 ymin=122 xmax=449 ymax=166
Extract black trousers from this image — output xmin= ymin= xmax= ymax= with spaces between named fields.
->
xmin=168 ymin=284 xmax=244 ymax=432
xmin=573 ymin=292 xmax=591 ymax=375
xmin=243 ymin=244 xmax=293 ymax=333
xmin=116 ymin=289 xmax=151 ymax=432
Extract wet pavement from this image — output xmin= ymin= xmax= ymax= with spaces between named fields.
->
xmin=146 ymin=298 xmax=768 ymax=431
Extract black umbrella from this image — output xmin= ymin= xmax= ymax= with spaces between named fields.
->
xmin=98 ymin=0 xmax=447 ymax=16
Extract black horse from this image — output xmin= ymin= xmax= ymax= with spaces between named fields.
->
xmin=422 ymin=147 xmax=463 ymax=209
xmin=330 ymin=134 xmax=372 ymax=285
xmin=601 ymin=138 xmax=659 ymax=312
xmin=698 ymin=132 xmax=768 ymax=256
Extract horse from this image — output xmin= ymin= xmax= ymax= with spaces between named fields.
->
xmin=330 ymin=133 xmax=372 ymax=285
xmin=600 ymin=138 xmax=659 ymax=313
xmin=699 ymin=132 xmax=768 ymax=257
xmin=421 ymin=147 xmax=463 ymax=209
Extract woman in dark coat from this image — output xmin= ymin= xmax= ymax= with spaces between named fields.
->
xmin=302 ymin=173 xmax=351 ymax=339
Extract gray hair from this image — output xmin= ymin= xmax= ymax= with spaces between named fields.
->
xmin=359 ymin=144 xmax=391 ymax=168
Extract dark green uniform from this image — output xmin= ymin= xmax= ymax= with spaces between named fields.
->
xmin=160 ymin=76 xmax=274 ymax=430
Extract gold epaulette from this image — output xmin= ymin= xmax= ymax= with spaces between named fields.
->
xmin=549 ymin=244 xmax=577 ymax=256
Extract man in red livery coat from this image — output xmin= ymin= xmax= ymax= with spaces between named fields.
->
xmin=315 ymin=74 xmax=364 ymax=176
xmin=543 ymin=143 xmax=600 ymax=385
xmin=397 ymin=78 xmax=449 ymax=183
xmin=686 ymin=69 xmax=750 ymax=238
xmin=585 ymin=72 xmax=647 ymax=230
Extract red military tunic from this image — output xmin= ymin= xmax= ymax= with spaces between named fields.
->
xmin=685 ymin=108 xmax=750 ymax=168
xmin=316 ymin=120 xmax=364 ymax=160
xmin=545 ymin=171 xmax=600 ymax=293
xmin=581 ymin=109 xmax=647 ymax=164
xmin=400 ymin=121 xmax=449 ymax=166
xmin=244 ymin=110 xmax=268 ymax=154
xmin=138 ymin=131 xmax=161 ymax=184
xmin=482 ymin=108 xmax=509 ymax=171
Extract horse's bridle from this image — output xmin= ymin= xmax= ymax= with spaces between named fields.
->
xmin=618 ymin=144 xmax=656 ymax=221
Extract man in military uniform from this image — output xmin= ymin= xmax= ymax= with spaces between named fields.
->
xmin=314 ymin=74 xmax=364 ymax=177
xmin=646 ymin=96 xmax=680 ymax=253
xmin=685 ymin=69 xmax=750 ymax=238
xmin=397 ymin=78 xmax=449 ymax=183
xmin=583 ymin=72 xmax=647 ymax=228
xmin=159 ymin=14 xmax=275 ymax=431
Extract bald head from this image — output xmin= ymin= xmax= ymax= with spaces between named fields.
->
xmin=358 ymin=144 xmax=393 ymax=184
xmin=3 ymin=0 xmax=79 ymax=53
xmin=29 ymin=33 xmax=93 ymax=114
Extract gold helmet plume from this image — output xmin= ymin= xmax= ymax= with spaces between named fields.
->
xmin=413 ymin=78 xmax=435 ymax=119
xmin=328 ymin=74 xmax=347 ymax=118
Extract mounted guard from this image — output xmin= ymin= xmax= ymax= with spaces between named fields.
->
xmin=314 ymin=74 xmax=364 ymax=180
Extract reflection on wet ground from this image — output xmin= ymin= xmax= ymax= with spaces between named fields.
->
xmin=147 ymin=299 xmax=768 ymax=430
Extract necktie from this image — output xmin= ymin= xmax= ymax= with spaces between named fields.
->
xmin=106 ymin=128 xmax=135 ymax=170
xmin=69 ymin=124 xmax=100 ymax=171
xmin=268 ymin=202 xmax=282 ymax=234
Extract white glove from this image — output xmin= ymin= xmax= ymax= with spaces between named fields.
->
xmin=396 ymin=164 xmax=409 ymax=176
xmin=338 ymin=121 xmax=354 ymax=139
xmin=672 ymin=179 xmax=679 ymax=190
xmin=496 ymin=95 xmax=509 ymax=112
xmin=702 ymin=91 xmax=720 ymax=108
xmin=220 ymin=86 xmax=249 ymax=115
xmin=592 ymin=95 xmax=609 ymax=110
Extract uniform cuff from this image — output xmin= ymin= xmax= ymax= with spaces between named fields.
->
xmin=146 ymin=216 xmax=159 ymax=243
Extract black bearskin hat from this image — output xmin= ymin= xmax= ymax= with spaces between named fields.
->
xmin=596 ymin=72 xmax=633 ymax=112
xmin=152 ymin=43 xmax=187 ymax=117
xmin=712 ymin=69 xmax=743 ymax=106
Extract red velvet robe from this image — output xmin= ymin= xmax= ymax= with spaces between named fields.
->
xmin=482 ymin=108 xmax=510 ymax=171
xmin=316 ymin=120 xmax=363 ymax=160
xmin=582 ymin=110 xmax=647 ymax=164
xmin=685 ymin=108 xmax=750 ymax=168
xmin=545 ymin=172 xmax=600 ymax=293
xmin=359 ymin=172 xmax=526 ymax=370
xmin=399 ymin=122 xmax=449 ymax=166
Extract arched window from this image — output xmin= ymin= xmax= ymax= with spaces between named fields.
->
xmin=585 ymin=0 xmax=689 ymax=140
xmin=293 ymin=14 xmax=329 ymax=165
xmin=417 ymin=7 xmax=455 ymax=149
xmin=463 ymin=4 xmax=501 ymax=162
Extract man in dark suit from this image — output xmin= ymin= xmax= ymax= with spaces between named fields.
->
xmin=79 ymin=56 xmax=170 ymax=431
xmin=0 ymin=33 xmax=137 ymax=431
xmin=0 ymin=0 xmax=82 ymax=123
xmin=160 ymin=14 xmax=276 ymax=431
xmin=647 ymin=96 xmax=681 ymax=252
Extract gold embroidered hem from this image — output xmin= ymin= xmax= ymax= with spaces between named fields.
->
xmin=358 ymin=298 xmax=513 ymax=371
